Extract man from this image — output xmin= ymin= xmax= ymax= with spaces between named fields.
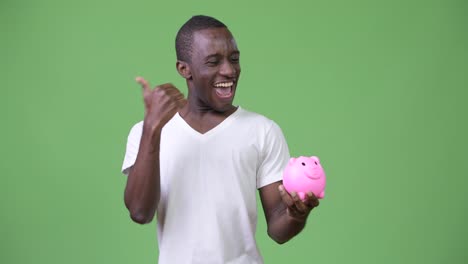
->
xmin=121 ymin=15 xmax=319 ymax=263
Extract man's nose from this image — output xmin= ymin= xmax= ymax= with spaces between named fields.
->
xmin=219 ymin=61 xmax=236 ymax=77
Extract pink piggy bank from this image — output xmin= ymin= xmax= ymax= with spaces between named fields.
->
xmin=283 ymin=156 xmax=326 ymax=200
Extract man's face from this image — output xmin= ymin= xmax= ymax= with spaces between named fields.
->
xmin=188 ymin=27 xmax=241 ymax=112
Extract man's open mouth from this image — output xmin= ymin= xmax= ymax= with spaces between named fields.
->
xmin=214 ymin=81 xmax=234 ymax=98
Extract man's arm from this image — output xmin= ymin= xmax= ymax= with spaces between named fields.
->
xmin=124 ymin=126 xmax=162 ymax=224
xmin=259 ymin=181 xmax=319 ymax=244
xmin=123 ymin=77 xmax=185 ymax=224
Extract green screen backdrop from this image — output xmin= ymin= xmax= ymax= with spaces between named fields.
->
xmin=1 ymin=0 xmax=467 ymax=263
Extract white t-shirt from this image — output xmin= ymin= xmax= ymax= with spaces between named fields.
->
xmin=121 ymin=106 xmax=290 ymax=264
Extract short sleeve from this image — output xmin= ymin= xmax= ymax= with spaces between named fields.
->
xmin=256 ymin=122 xmax=290 ymax=188
xmin=121 ymin=121 xmax=143 ymax=176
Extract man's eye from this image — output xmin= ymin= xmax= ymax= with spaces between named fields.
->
xmin=207 ymin=60 xmax=219 ymax=65
xmin=231 ymin=57 xmax=239 ymax=62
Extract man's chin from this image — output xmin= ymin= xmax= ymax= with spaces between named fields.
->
xmin=213 ymin=103 xmax=236 ymax=114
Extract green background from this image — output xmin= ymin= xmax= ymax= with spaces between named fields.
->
xmin=2 ymin=0 xmax=467 ymax=263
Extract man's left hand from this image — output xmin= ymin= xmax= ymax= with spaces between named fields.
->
xmin=278 ymin=185 xmax=319 ymax=222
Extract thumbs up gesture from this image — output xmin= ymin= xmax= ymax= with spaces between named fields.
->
xmin=136 ymin=76 xmax=186 ymax=132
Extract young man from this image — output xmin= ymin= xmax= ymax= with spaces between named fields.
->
xmin=121 ymin=15 xmax=319 ymax=264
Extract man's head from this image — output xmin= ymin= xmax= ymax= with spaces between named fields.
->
xmin=176 ymin=15 xmax=241 ymax=113
xmin=176 ymin=15 xmax=227 ymax=63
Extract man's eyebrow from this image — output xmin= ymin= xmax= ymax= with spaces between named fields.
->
xmin=204 ymin=51 xmax=240 ymax=60
xmin=204 ymin=54 xmax=221 ymax=60
xmin=205 ymin=53 xmax=221 ymax=59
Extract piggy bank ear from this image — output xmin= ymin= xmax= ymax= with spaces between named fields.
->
xmin=288 ymin=158 xmax=297 ymax=165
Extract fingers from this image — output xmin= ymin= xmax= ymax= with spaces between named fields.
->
xmin=291 ymin=192 xmax=308 ymax=213
xmin=278 ymin=185 xmax=294 ymax=208
xmin=136 ymin=79 xmax=185 ymax=103
xmin=278 ymin=185 xmax=306 ymax=212
xmin=305 ymin=192 xmax=320 ymax=209
xmin=156 ymin=83 xmax=174 ymax=90
xmin=155 ymin=83 xmax=182 ymax=95
xmin=136 ymin=79 xmax=182 ymax=97
xmin=279 ymin=185 xmax=309 ymax=222
xmin=136 ymin=77 xmax=175 ymax=93
xmin=177 ymin=97 xmax=187 ymax=109
xmin=279 ymin=185 xmax=320 ymax=216
xmin=155 ymin=83 xmax=186 ymax=108
xmin=278 ymin=184 xmax=307 ymax=212
xmin=136 ymin=76 xmax=150 ymax=96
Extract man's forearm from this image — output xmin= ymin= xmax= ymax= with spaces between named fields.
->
xmin=124 ymin=126 xmax=161 ymax=224
xmin=267 ymin=205 xmax=308 ymax=244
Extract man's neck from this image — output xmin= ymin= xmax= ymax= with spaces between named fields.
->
xmin=178 ymin=102 xmax=238 ymax=134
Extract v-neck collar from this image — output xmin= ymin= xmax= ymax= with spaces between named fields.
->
xmin=175 ymin=106 xmax=242 ymax=139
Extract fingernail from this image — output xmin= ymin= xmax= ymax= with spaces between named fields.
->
xmin=278 ymin=185 xmax=284 ymax=192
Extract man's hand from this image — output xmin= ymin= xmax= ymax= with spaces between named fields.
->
xmin=259 ymin=182 xmax=320 ymax=244
xmin=136 ymin=76 xmax=186 ymax=132
xmin=278 ymin=184 xmax=320 ymax=222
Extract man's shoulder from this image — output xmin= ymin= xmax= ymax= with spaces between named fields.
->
xmin=126 ymin=121 xmax=143 ymax=138
xmin=130 ymin=120 xmax=144 ymax=130
xmin=127 ymin=113 xmax=179 ymax=136
xmin=237 ymin=106 xmax=276 ymax=127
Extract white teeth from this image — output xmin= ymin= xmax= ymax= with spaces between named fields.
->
xmin=214 ymin=82 xmax=233 ymax=88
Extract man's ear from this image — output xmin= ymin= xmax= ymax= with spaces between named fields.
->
xmin=176 ymin=60 xmax=191 ymax=79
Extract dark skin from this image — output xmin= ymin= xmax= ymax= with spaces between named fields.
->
xmin=124 ymin=27 xmax=320 ymax=243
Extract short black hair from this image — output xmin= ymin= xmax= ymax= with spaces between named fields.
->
xmin=175 ymin=15 xmax=227 ymax=62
